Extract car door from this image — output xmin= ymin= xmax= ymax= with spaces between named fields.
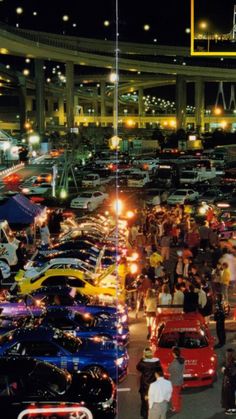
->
xmin=93 ymin=192 xmax=103 ymax=207
xmin=9 ymin=341 xmax=68 ymax=371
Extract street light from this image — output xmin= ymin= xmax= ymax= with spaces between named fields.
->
xmin=199 ymin=21 xmax=210 ymax=52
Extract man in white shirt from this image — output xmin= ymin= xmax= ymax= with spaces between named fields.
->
xmin=148 ymin=367 xmax=173 ymax=419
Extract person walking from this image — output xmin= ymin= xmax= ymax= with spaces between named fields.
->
xmin=148 ymin=366 xmax=173 ymax=419
xmin=168 ymin=346 xmax=185 ymax=413
xmin=214 ymin=293 xmax=226 ymax=349
xmin=221 ymin=262 xmax=231 ymax=303
xmin=145 ymin=289 xmax=157 ymax=339
xmin=136 ymin=348 xmax=162 ymax=419
xmin=221 ymin=348 xmax=236 ymax=415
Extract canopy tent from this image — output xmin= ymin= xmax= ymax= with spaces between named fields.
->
xmin=0 ymin=194 xmax=46 ymax=224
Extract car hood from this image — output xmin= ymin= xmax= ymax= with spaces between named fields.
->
xmin=155 ymin=347 xmax=217 ymax=374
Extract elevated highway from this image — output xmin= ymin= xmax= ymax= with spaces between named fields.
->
xmin=0 ymin=23 xmax=236 ymax=80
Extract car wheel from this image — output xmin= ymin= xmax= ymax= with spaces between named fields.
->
xmin=85 ymin=365 xmax=107 ymax=378
xmin=87 ymin=202 xmax=93 ymax=212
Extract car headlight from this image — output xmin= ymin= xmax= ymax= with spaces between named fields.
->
xmin=208 ymin=368 xmax=215 ymax=375
xmin=115 ymin=356 xmax=124 ymax=367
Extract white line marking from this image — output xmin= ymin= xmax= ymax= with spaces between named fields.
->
xmin=118 ymin=388 xmax=131 ymax=392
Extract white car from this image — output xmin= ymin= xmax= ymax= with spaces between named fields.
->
xmin=82 ymin=174 xmax=100 ymax=188
xmin=70 ymin=191 xmax=108 ymax=211
xmin=128 ymin=172 xmax=150 ymax=188
xmin=133 ymin=157 xmax=159 ymax=172
xmin=20 ymin=182 xmax=51 ymax=195
xmin=167 ymin=189 xmax=199 ymax=205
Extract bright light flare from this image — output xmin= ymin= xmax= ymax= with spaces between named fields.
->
xmin=126 ymin=210 xmax=134 ymax=219
xmin=114 ymin=199 xmax=123 ymax=215
xmin=130 ymin=263 xmax=138 ymax=275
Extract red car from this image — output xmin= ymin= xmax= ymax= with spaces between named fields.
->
xmin=153 ymin=314 xmax=217 ymax=388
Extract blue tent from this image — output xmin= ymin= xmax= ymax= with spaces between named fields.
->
xmin=0 ymin=194 xmax=46 ymax=224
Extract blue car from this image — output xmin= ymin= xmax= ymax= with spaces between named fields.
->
xmin=0 ymin=326 xmax=129 ymax=382
xmin=0 ymin=286 xmax=129 ymax=327
xmin=36 ymin=307 xmax=129 ymax=346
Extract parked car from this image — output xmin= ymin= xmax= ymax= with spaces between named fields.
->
xmin=0 ymin=357 xmax=116 ymax=418
xmin=14 ymin=268 xmax=118 ymax=299
xmin=153 ymin=314 xmax=217 ymax=388
xmin=167 ymin=189 xmax=199 ymax=205
xmin=70 ymin=191 xmax=108 ymax=211
xmin=0 ymin=326 xmax=129 ymax=381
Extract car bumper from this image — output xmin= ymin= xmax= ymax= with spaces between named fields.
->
xmin=182 ymin=373 xmax=216 ymax=388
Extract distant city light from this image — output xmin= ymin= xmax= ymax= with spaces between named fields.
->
xmin=185 ymin=28 xmax=191 ymax=34
xmin=199 ymin=21 xmax=208 ymax=30
xmin=104 ymin=20 xmax=110 ymax=27
xmin=25 ymin=58 xmax=31 ymax=63
xmin=62 ymin=15 xmax=69 ymax=22
xmin=33 ymin=11 xmax=38 ymax=16
xmin=143 ymin=24 xmax=150 ymax=31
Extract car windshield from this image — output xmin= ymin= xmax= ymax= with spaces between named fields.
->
xmin=31 ymin=362 xmax=71 ymax=394
xmin=181 ymin=172 xmax=196 ymax=179
xmin=79 ymin=193 xmax=92 ymax=198
xmin=53 ymin=330 xmax=83 ymax=353
xmin=157 ymin=169 xmax=171 ymax=178
xmin=158 ymin=330 xmax=208 ymax=348
xmin=130 ymin=174 xmax=145 ymax=180
xmin=172 ymin=191 xmax=187 ymax=196
xmin=84 ymin=175 xmax=96 ymax=180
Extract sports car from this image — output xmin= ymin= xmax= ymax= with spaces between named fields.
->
xmin=14 ymin=268 xmax=120 ymax=298
xmin=0 ymin=307 xmax=129 ymax=346
xmin=0 ymin=286 xmax=128 ymax=326
xmin=0 ymin=326 xmax=129 ymax=382
xmin=0 ymin=357 xmax=116 ymax=418
xmin=153 ymin=316 xmax=217 ymax=388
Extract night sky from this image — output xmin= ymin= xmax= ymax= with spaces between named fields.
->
xmin=195 ymin=0 xmax=236 ymax=34
xmin=0 ymin=0 xmax=191 ymax=45
xmin=0 ymin=1 xmax=234 ymax=107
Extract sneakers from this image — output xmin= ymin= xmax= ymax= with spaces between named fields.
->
xmin=225 ymin=410 xmax=234 ymax=415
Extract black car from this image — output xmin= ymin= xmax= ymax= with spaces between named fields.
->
xmin=0 ymin=357 xmax=116 ymax=418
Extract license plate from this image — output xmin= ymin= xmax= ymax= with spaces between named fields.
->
xmin=184 ymin=374 xmax=192 ymax=378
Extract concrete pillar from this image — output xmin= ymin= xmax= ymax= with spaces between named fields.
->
xmin=18 ymin=75 xmax=27 ymax=133
xmin=176 ymin=75 xmax=186 ymax=130
xmin=58 ymin=97 xmax=65 ymax=126
xmin=100 ymin=81 xmax=106 ymax=126
xmin=138 ymin=88 xmax=144 ymax=128
xmin=65 ymin=61 xmax=74 ymax=130
xmin=47 ymin=97 xmax=54 ymax=116
xmin=195 ymin=77 xmax=205 ymax=134
xmin=26 ymin=96 xmax=33 ymax=113
xmin=35 ymin=59 xmax=45 ymax=136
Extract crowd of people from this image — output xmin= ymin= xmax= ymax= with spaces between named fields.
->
xmin=124 ymin=203 xmax=236 ymax=417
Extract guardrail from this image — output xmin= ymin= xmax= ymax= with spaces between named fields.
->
xmin=0 ymin=162 xmax=24 ymax=178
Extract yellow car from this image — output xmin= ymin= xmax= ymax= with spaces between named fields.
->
xmin=15 ymin=268 xmax=119 ymax=298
